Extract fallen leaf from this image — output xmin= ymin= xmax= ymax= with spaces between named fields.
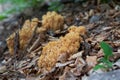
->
xmin=86 ymin=56 xmax=97 ymax=67
xmin=69 ymin=51 xmax=84 ymax=60
xmin=59 ymin=67 xmax=77 ymax=80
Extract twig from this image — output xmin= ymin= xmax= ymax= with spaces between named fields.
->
xmin=14 ymin=30 xmax=20 ymax=55
xmin=81 ymin=35 xmax=91 ymax=58
xmin=31 ymin=46 xmax=42 ymax=53
xmin=21 ymin=21 xmax=42 ymax=59
xmin=13 ymin=30 xmax=20 ymax=70
xmin=22 ymin=25 xmax=38 ymax=55
xmin=112 ymin=11 xmax=120 ymax=18
xmin=0 ymin=69 xmax=25 ymax=79
xmin=39 ymin=60 xmax=74 ymax=79
xmin=28 ymin=34 xmax=41 ymax=53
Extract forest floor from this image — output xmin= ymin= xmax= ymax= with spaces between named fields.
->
xmin=0 ymin=2 xmax=120 ymax=80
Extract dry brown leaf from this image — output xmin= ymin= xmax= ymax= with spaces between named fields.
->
xmin=86 ymin=56 xmax=97 ymax=67
xmin=70 ymin=58 xmax=86 ymax=76
xmin=56 ymin=60 xmax=74 ymax=68
xmin=69 ymin=51 xmax=84 ymax=60
xmin=71 ymin=67 xmax=81 ymax=76
xmin=59 ymin=67 xmax=77 ymax=80
xmin=95 ymin=33 xmax=109 ymax=42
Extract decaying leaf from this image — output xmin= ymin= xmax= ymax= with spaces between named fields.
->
xmin=70 ymin=57 xmax=86 ymax=76
xmin=38 ymin=26 xmax=86 ymax=72
xmin=86 ymin=56 xmax=97 ymax=67
xmin=59 ymin=67 xmax=77 ymax=80
xmin=69 ymin=51 xmax=84 ymax=60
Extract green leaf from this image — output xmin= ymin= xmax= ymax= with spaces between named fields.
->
xmin=0 ymin=0 xmax=9 ymax=4
xmin=48 ymin=1 xmax=64 ymax=11
xmin=93 ymin=64 xmax=106 ymax=70
xmin=100 ymin=41 xmax=113 ymax=59
xmin=103 ymin=59 xmax=113 ymax=68
xmin=0 ymin=14 xmax=7 ymax=20
xmin=99 ymin=58 xmax=113 ymax=68
xmin=94 ymin=41 xmax=113 ymax=71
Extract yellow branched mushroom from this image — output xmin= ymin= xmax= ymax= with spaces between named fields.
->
xmin=38 ymin=26 xmax=86 ymax=71
xmin=6 ymin=18 xmax=40 ymax=54
xmin=6 ymin=11 xmax=64 ymax=55
xmin=42 ymin=11 xmax=64 ymax=31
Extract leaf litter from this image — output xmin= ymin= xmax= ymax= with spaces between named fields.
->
xmin=0 ymin=1 xmax=120 ymax=80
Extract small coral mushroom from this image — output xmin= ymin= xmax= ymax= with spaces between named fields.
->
xmin=6 ymin=18 xmax=41 ymax=54
xmin=38 ymin=26 xmax=86 ymax=71
xmin=6 ymin=11 xmax=64 ymax=54
xmin=42 ymin=11 xmax=64 ymax=31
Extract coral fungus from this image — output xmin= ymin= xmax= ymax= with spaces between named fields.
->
xmin=42 ymin=11 xmax=64 ymax=31
xmin=6 ymin=11 xmax=64 ymax=54
xmin=6 ymin=18 xmax=40 ymax=54
xmin=38 ymin=26 xmax=86 ymax=71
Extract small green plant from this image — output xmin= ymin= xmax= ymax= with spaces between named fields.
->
xmin=0 ymin=0 xmax=64 ymax=20
xmin=0 ymin=0 xmax=38 ymax=20
xmin=94 ymin=41 xmax=113 ymax=70
xmin=48 ymin=1 xmax=64 ymax=11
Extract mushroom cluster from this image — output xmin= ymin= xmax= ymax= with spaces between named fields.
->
xmin=38 ymin=26 xmax=86 ymax=71
xmin=6 ymin=18 xmax=40 ymax=54
xmin=6 ymin=11 xmax=64 ymax=54
xmin=42 ymin=11 xmax=64 ymax=31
